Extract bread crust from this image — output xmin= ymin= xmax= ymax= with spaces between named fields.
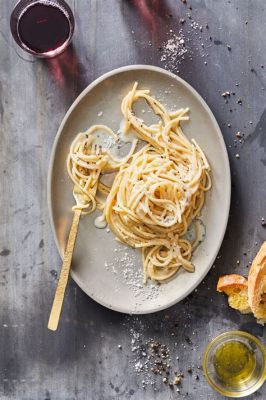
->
xmin=248 ymin=241 xmax=266 ymax=321
xmin=217 ymin=274 xmax=251 ymax=314
xmin=217 ymin=274 xmax=248 ymax=294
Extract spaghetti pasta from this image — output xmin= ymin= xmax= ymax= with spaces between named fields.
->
xmin=67 ymin=83 xmax=211 ymax=282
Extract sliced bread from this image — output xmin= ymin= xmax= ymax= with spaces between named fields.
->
xmin=248 ymin=241 xmax=266 ymax=324
xmin=217 ymin=274 xmax=251 ymax=314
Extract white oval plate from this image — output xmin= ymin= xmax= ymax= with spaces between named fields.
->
xmin=48 ymin=65 xmax=231 ymax=314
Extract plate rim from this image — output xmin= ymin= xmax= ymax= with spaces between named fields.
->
xmin=47 ymin=64 xmax=231 ymax=314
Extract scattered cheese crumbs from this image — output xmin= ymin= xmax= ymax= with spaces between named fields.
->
xmin=160 ymin=32 xmax=187 ymax=71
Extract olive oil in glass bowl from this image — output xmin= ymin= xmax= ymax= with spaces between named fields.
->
xmin=203 ymin=331 xmax=266 ymax=398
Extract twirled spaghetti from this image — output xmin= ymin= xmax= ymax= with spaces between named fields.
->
xmin=67 ymin=83 xmax=211 ymax=282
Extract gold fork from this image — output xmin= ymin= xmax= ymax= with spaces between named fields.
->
xmin=48 ymin=186 xmax=85 ymax=331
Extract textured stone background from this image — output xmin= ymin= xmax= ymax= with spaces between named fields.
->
xmin=0 ymin=0 xmax=265 ymax=399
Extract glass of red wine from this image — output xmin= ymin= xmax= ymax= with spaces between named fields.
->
xmin=10 ymin=0 xmax=75 ymax=58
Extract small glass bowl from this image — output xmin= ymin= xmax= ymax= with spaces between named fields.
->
xmin=202 ymin=330 xmax=266 ymax=398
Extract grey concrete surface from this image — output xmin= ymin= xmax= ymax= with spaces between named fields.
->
xmin=0 ymin=0 xmax=265 ymax=399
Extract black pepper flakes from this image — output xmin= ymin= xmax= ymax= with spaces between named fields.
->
xmin=185 ymin=337 xmax=192 ymax=345
xmin=173 ymin=376 xmax=182 ymax=385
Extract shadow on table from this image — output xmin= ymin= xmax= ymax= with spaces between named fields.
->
xmin=120 ymin=0 xmax=189 ymax=76
xmin=125 ymin=0 xmax=173 ymax=37
xmin=42 ymin=43 xmax=89 ymax=95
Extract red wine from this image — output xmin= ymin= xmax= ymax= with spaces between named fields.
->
xmin=18 ymin=3 xmax=70 ymax=53
xmin=10 ymin=0 xmax=74 ymax=57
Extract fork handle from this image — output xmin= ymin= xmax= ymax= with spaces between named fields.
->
xmin=48 ymin=209 xmax=81 ymax=331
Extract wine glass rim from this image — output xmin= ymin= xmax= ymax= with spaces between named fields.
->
xmin=10 ymin=0 xmax=75 ymax=58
